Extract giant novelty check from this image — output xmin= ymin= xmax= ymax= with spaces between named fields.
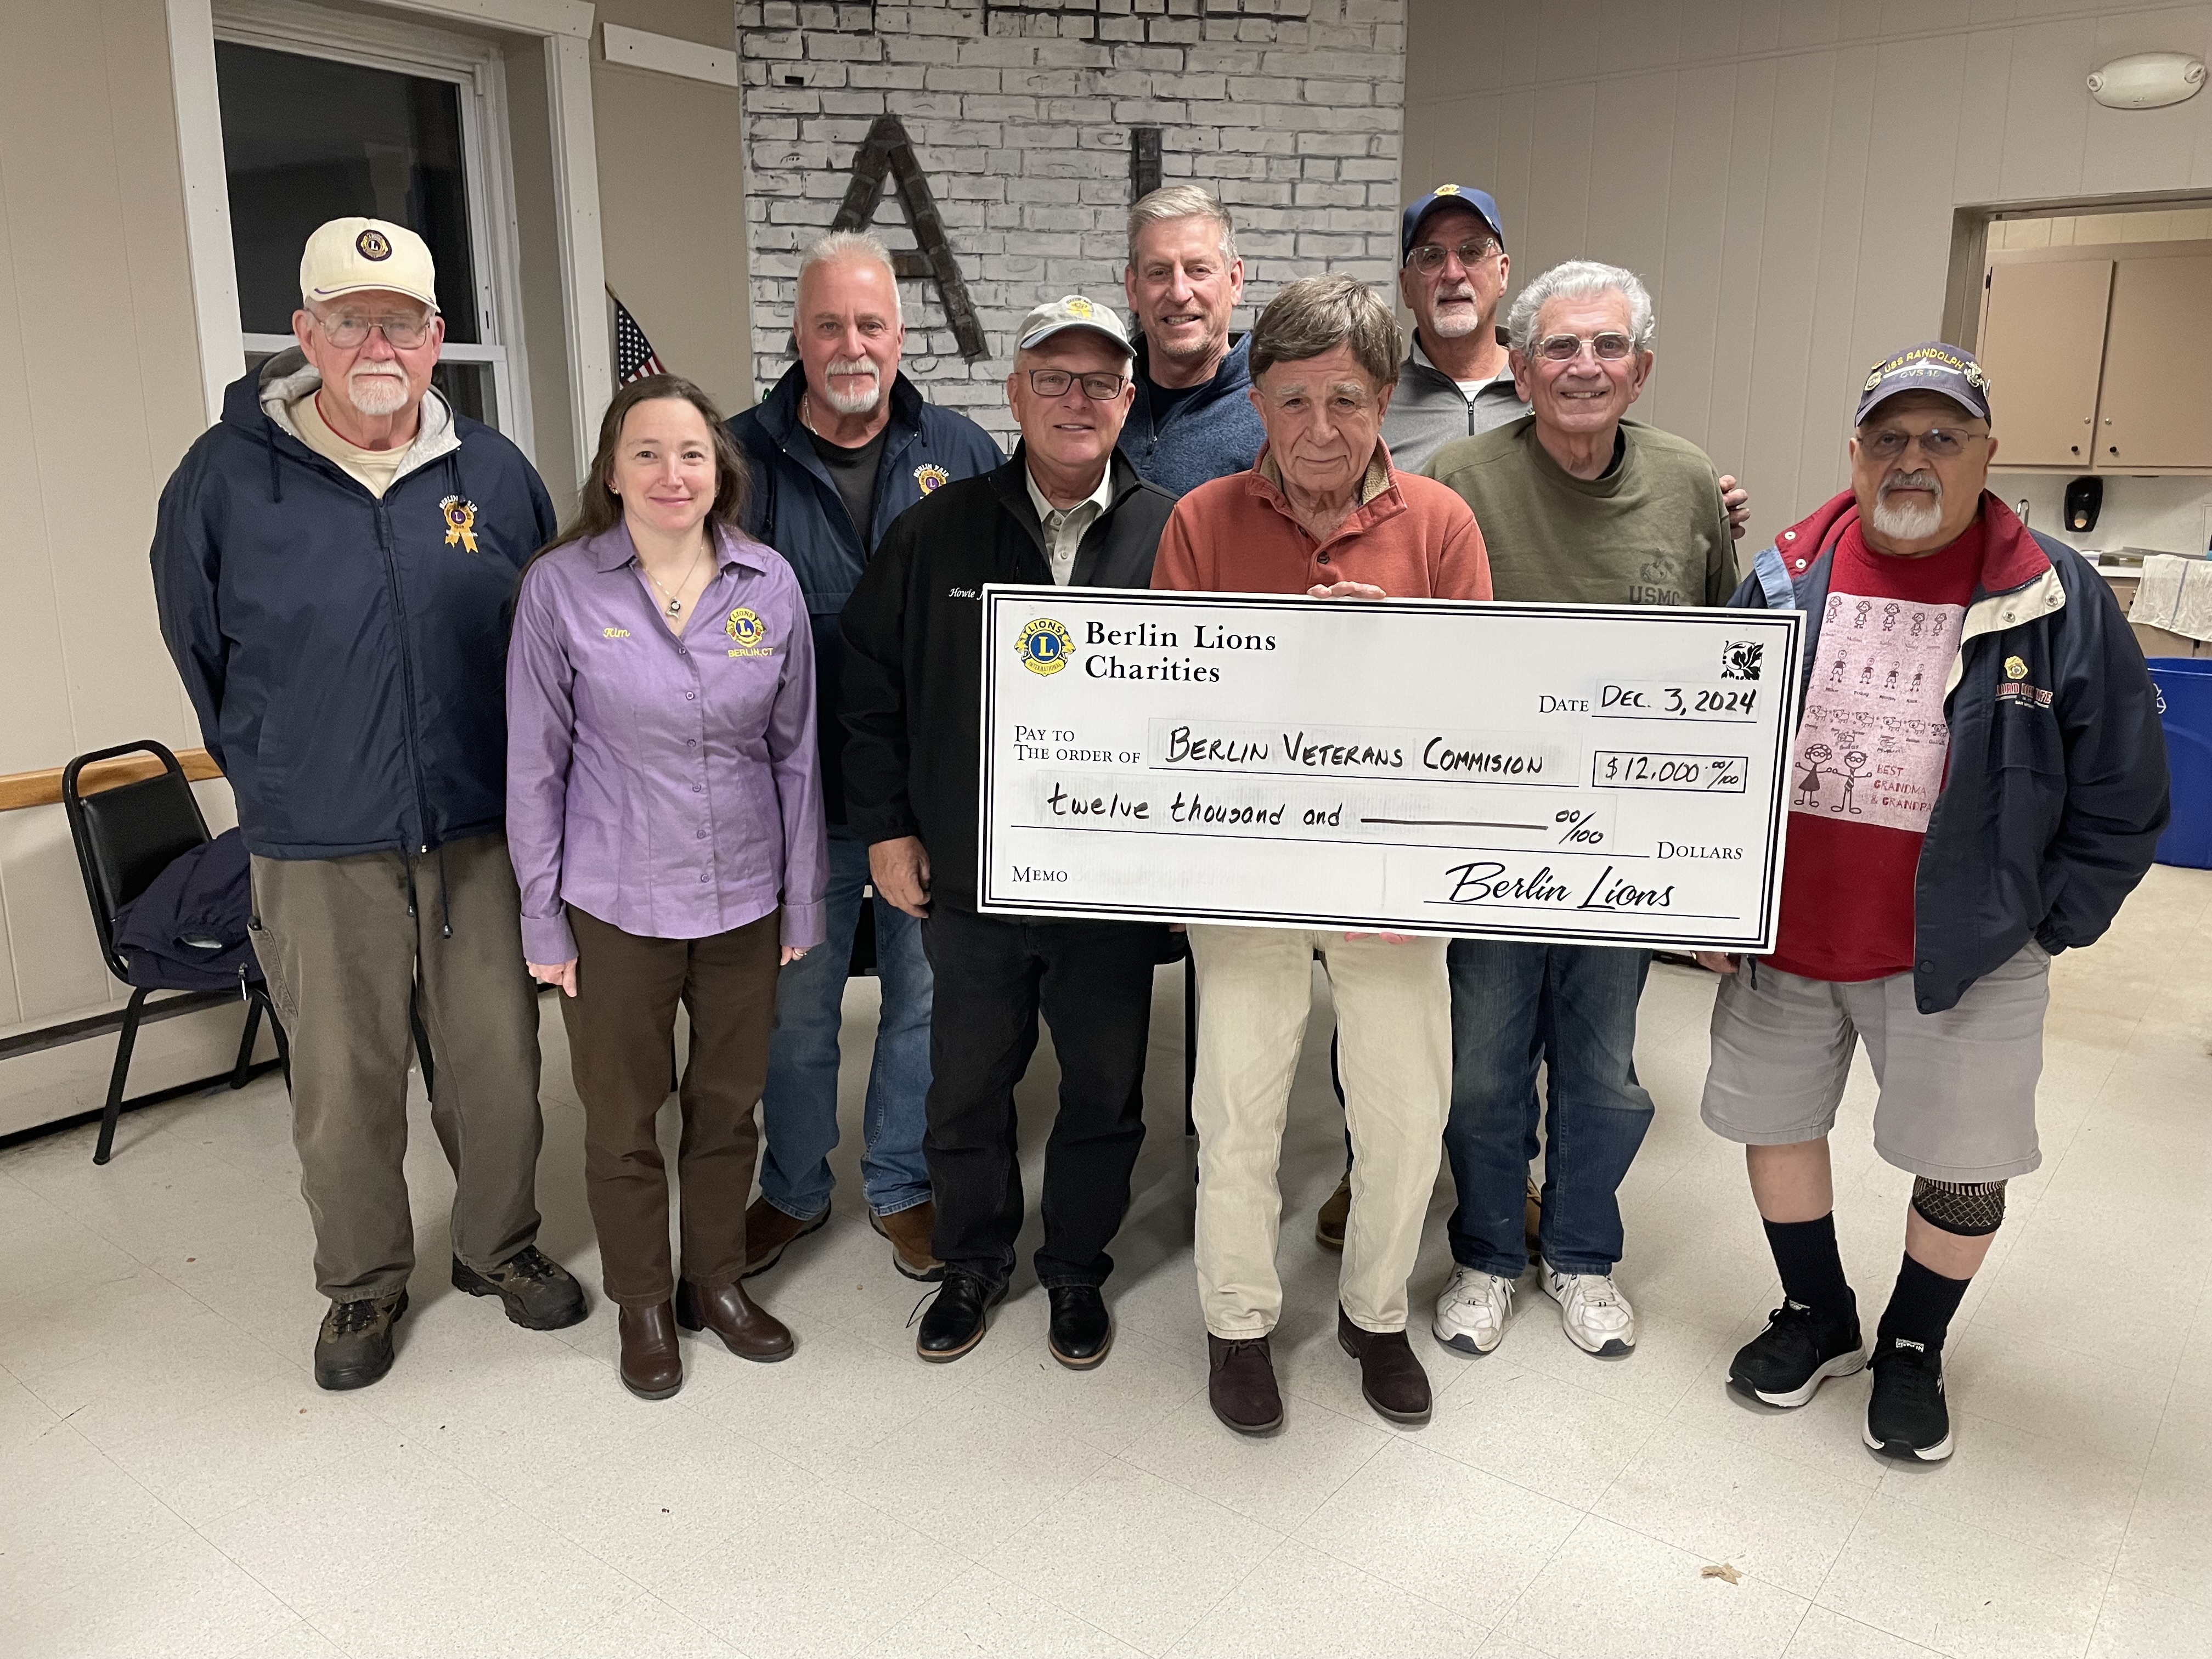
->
xmin=977 ymin=588 xmax=1805 ymax=950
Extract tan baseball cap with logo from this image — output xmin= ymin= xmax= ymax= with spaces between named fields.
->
xmin=299 ymin=217 xmax=440 ymax=311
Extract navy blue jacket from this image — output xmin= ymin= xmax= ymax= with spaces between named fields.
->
xmin=151 ymin=356 xmax=556 ymax=860
xmin=1124 ymin=334 xmax=1265 ymax=495
xmin=1735 ymin=490 xmax=2166 ymax=1013
xmin=111 ymin=827 xmax=259 ymax=992
xmin=729 ymin=363 xmax=1003 ymax=821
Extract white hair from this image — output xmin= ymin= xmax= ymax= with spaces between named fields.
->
xmin=1505 ymin=259 xmax=1655 ymax=354
xmin=797 ymin=228 xmax=902 ymax=323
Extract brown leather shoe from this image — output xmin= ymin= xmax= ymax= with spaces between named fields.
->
xmin=1206 ymin=1333 xmax=1284 ymax=1434
xmin=675 ymin=1278 xmax=794 ymax=1362
xmin=742 ymin=1197 xmax=829 ymax=1278
xmin=1338 ymin=1305 xmax=1431 ymax=1424
xmin=618 ymin=1302 xmax=682 ymax=1400
xmin=1314 ymin=1171 xmax=1351 ymax=1251
xmin=870 ymin=1201 xmax=944 ymax=1282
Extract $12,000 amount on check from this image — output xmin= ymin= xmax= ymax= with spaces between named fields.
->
xmin=978 ymin=588 xmax=1804 ymax=951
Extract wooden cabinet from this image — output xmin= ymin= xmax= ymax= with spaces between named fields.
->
xmin=1978 ymin=260 xmax=2111 ymax=466
xmin=2097 ymin=256 xmax=2212 ymax=470
xmin=1978 ymin=241 xmax=2212 ymax=473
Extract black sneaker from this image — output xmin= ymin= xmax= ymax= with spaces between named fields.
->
xmin=452 ymin=1246 xmax=587 ymax=1330
xmin=1864 ymin=1338 xmax=1953 ymax=1462
xmin=1728 ymin=1300 xmax=1865 ymax=1408
xmin=314 ymin=1290 xmax=408 ymax=1391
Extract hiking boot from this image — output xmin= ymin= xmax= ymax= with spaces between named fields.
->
xmin=871 ymin=1201 xmax=944 ymax=1282
xmin=743 ymin=1197 xmax=830 ymax=1277
xmin=314 ymin=1290 xmax=408 ymax=1391
xmin=1314 ymin=1171 xmax=1351 ymax=1251
xmin=452 ymin=1246 xmax=586 ymax=1330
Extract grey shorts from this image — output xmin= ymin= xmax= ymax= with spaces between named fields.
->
xmin=1700 ymin=944 xmax=2050 ymax=1182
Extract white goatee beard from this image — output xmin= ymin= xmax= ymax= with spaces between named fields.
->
xmin=346 ymin=369 xmax=411 ymax=417
xmin=817 ymin=360 xmax=882 ymax=416
xmin=1870 ymin=484 xmax=1943 ymax=542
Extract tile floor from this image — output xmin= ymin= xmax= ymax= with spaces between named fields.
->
xmin=2 ymin=867 xmax=2209 ymax=1658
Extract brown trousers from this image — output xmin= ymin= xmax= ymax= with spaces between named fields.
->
xmin=562 ymin=907 xmax=781 ymax=1306
xmin=249 ymin=834 xmax=545 ymax=1302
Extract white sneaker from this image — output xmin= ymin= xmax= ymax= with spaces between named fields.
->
xmin=1541 ymin=1262 xmax=1636 ymax=1356
xmin=1431 ymin=1265 xmax=1516 ymax=1356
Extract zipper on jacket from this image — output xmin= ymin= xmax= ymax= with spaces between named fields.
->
xmin=372 ymin=496 xmax=437 ymax=857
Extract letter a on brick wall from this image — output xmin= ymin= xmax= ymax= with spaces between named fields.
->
xmin=830 ymin=114 xmax=988 ymax=362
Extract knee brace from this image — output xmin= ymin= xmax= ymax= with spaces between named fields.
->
xmin=1912 ymin=1177 xmax=2007 ymax=1237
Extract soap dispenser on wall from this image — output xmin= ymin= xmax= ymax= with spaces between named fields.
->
xmin=2065 ymin=475 xmax=2103 ymax=534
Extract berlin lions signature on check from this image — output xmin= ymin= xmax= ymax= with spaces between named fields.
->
xmin=978 ymin=588 xmax=1805 ymax=950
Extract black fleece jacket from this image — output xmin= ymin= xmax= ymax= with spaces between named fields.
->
xmin=840 ymin=449 xmax=1177 ymax=912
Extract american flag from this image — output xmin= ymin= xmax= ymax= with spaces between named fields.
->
xmin=612 ymin=292 xmax=665 ymax=384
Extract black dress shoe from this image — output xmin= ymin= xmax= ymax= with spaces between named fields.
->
xmin=916 ymin=1271 xmax=1005 ymax=1363
xmin=1047 ymin=1285 xmax=1112 ymax=1370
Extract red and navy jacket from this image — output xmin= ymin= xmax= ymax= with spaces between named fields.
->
xmin=1732 ymin=490 xmax=2168 ymax=1013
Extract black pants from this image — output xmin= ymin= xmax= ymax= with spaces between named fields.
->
xmin=921 ymin=906 xmax=1160 ymax=1291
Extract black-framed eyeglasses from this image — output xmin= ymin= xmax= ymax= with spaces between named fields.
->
xmin=1026 ymin=368 xmax=1128 ymax=400
xmin=1533 ymin=330 xmax=1636 ymax=363
xmin=1860 ymin=426 xmax=1989 ymax=461
xmin=314 ymin=309 xmax=435 ymax=349
xmin=1406 ymin=238 xmax=1499 ymax=274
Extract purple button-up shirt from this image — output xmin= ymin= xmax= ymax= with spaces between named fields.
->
xmin=506 ymin=521 xmax=828 ymax=962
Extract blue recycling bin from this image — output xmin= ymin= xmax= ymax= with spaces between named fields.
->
xmin=2149 ymin=658 xmax=2212 ymax=868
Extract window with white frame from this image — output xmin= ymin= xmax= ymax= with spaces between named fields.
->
xmin=212 ymin=0 xmax=533 ymax=456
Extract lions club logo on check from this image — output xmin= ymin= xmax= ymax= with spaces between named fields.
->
xmin=914 ymin=464 xmax=951 ymax=495
xmin=1018 ymin=618 xmax=1071 ymax=676
xmin=725 ymin=607 xmax=773 ymax=657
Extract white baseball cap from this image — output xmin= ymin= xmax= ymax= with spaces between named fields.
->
xmin=299 ymin=217 xmax=439 ymax=311
xmin=1015 ymin=295 xmax=1134 ymax=358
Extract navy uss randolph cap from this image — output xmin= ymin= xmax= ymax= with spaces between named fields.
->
xmin=1855 ymin=341 xmax=1992 ymax=425
xmin=1401 ymin=185 xmax=1505 ymax=260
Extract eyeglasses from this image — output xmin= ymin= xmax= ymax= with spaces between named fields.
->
xmin=1406 ymin=238 xmax=1499 ymax=274
xmin=1026 ymin=368 xmax=1128 ymax=400
xmin=1860 ymin=426 xmax=1989 ymax=461
xmin=313 ymin=309 xmax=435 ymax=349
xmin=1532 ymin=331 xmax=1637 ymax=363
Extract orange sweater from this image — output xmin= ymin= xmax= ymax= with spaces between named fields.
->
xmin=1151 ymin=445 xmax=1492 ymax=600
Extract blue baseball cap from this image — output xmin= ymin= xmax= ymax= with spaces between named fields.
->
xmin=1402 ymin=185 xmax=1505 ymax=261
xmin=1855 ymin=341 xmax=1992 ymax=426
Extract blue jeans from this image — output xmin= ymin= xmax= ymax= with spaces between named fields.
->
xmin=1443 ymin=940 xmax=1654 ymax=1278
xmin=757 ymin=825 xmax=933 ymax=1218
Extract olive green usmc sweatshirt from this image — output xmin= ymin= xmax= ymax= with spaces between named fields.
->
xmin=1426 ymin=414 xmax=1736 ymax=608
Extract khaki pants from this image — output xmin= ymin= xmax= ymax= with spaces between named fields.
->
xmin=1188 ymin=926 xmax=1451 ymax=1336
xmin=249 ymin=835 xmax=545 ymax=1301
xmin=562 ymin=908 xmax=781 ymax=1306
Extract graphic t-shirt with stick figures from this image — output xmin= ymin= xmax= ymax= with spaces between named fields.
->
xmin=1768 ymin=516 xmax=1985 ymax=983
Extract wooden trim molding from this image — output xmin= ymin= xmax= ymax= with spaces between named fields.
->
xmin=0 ymin=749 xmax=224 ymax=813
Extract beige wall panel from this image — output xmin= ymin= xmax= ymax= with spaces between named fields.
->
xmin=1600 ymin=0 xmax=1685 ymax=76
xmin=1523 ymin=81 xmax=1598 ymax=273
xmin=1892 ymin=0 xmax=1974 ymax=33
xmin=1492 ymin=2 xmax=1541 ymax=92
xmin=0 ymin=198 xmax=72 ymax=777
xmin=1794 ymin=45 xmax=1877 ymax=518
xmin=1737 ymin=0 xmax=1784 ymax=55
xmin=0 ymin=804 xmax=128 ymax=1025
xmin=505 ymin=36 xmax=581 ymax=508
xmin=1955 ymin=29 xmax=2017 ymax=204
xmin=1676 ymin=0 xmax=1747 ymax=60
xmin=1701 ymin=57 xmax=1779 ymax=510
xmin=591 ymin=65 xmax=751 ymax=416
xmin=1583 ymin=70 xmax=1677 ymax=300
xmin=1404 ymin=3 xmax=1489 ymax=102
xmin=1735 ymin=49 xmax=1836 ymax=546
xmin=1649 ymin=63 xmax=1739 ymax=444
xmin=1776 ymin=0 xmax=1843 ymax=50
xmin=1997 ymin=17 xmax=2096 ymax=201
xmin=1535 ymin=0 xmax=1604 ymax=85
xmin=1491 ymin=89 xmax=1537 ymax=273
xmin=2082 ymin=7 xmax=2212 ymax=196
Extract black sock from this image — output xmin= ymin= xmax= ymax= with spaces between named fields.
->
xmin=1761 ymin=1214 xmax=1854 ymax=1321
xmin=1876 ymin=1252 xmax=1970 ymax=1359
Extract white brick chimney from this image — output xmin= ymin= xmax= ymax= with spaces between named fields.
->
xmin=738 ymin=0 xmax=1407 ymax=440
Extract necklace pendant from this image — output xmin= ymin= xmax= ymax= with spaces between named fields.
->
xmin=667 ymin=598 xmax=682 ymax=616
